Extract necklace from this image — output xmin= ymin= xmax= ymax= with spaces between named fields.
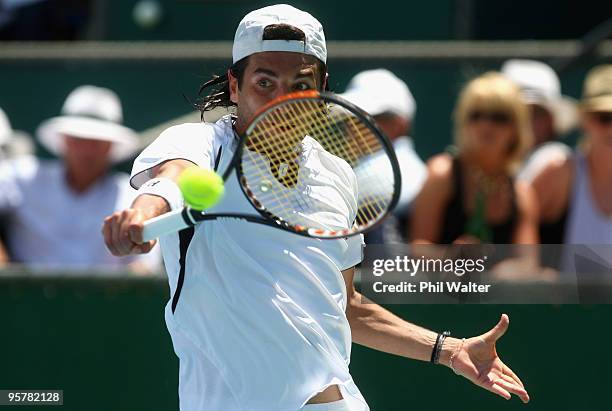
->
xmin=466 ymin=166 xmax=508 ymax=196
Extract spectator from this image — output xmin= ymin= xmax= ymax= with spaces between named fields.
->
xmin=410 ymin=72 xmax=538 ymax=244
xmin=0 ymin=85 xmax=159 ymax=272
xmin=531 ymin=65 xmax=612 ymax=245
xmin=502 ymin=60 xmax=578 ymax=182
xmin=340 ymin=69 xmax=426 ymax=243
xmin=0 ymin=106 xmax=33 ymax=264
xmin=0 ymin=107 xmax=34 ymax=161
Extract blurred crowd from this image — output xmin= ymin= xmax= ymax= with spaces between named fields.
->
xmin=347 ymin=62 xmax=612 ymax=251
xmin=344 ymin=62 xmax=612 ymax=279
xmin=0 ymin=85 xmax=160 ymax=273
xmin=0 ymin=60 xmax=610 ymax=277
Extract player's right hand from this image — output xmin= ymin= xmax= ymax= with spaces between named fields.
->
xmin=102 ymin=209 xmax=157 ymax=256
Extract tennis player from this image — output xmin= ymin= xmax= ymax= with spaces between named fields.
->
xmin=103 ymin=4 xmax=530 ymax=410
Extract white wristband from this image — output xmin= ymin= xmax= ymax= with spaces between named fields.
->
xmin=137 ymin=177 xmax=184 ymax=211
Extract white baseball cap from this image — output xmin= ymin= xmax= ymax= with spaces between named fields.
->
xmin=340 ymin=69 xmax=416 ymax=120
xmin=502 ymin=59 xmax=578 ymax=135
xmin=37 ymin=85 xmax=139 ymax=163
xmin=232 ymin=4 xmax=327 ymax=64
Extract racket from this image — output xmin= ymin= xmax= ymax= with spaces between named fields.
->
xmin=142 ymin=90 xmax=401 ymax=241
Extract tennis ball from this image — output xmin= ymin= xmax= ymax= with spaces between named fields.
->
xmin=178 ymin=167 xmax=225 ymax=211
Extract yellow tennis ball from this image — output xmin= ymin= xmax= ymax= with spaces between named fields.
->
xmin=178 ymin=167 xmax=225 ymax=211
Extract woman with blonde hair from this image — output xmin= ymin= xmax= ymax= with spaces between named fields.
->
xmin=411 ymin=72 xmax=539 ymax=244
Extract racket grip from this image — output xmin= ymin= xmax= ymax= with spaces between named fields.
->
xmin=142 ymin=208 xmax=192 ymax=242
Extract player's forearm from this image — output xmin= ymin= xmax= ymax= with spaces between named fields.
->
xmin=347 ymin=291 xmax=460 ymax=366
xmin=131 ymin=194 xmax=170 ymax=220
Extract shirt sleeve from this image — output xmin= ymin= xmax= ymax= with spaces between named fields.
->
xmin=0 ymin=156 xmax=37 ymax=213
xmin=315 ymin=234 xmax=364 ymax=272
xmin=341 ymin=154 xmax=363 ymax=270
xmin=517 ymin=142 xmax=572 ymax=183
xmin=130 ymin=122 xmax=220 ymax=189
xmin=304 ymin=137 xmax=362 ymax=270
xmin=340 ymin=234 xmax=364 ymax=270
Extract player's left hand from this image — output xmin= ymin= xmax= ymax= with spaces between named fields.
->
xmin=445 ymin=314 xmax=530 ymax=403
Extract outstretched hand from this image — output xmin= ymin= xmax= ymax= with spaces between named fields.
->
xmin=446 ymin=314 xmax=530 ymax=403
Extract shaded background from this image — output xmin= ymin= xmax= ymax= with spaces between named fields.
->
xmin=1 ymin=0 xmax=611 ymax=164
xmin=1 ymin=0 xmax=612 ymax=410
xmin=2 ymin=275 xmax=610 ymax=410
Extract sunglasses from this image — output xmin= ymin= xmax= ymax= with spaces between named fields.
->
xmin=592 ymin=112 xmax=612 ymax=125
xmin=467 ymin=110 xmax=513 ymax=125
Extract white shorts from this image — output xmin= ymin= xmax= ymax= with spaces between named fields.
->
xmin=301 ymin=399 xmax=353 ymax=411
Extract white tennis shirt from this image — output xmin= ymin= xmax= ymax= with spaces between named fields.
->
xmin=131 ymin=116 xmax=368 ymax=411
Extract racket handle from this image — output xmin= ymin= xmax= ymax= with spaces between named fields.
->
xmin=142 ymin=208 xmax=193 ymax=242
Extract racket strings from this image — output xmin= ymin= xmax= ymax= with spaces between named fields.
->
xmin=245 ymin=102 xmax=339 ymax=223
xmin=244 ymin=107 xmax=308 ymax=217
xmin=296 ymin=99 xmax=394 ymax=228
xmin=242 ymin=97 xmax=396 ymax=233
xmin=295 ymin=101 xmax=383 ymax=225
xmin=251 ymin=99 xmax=390 ymax=228
xmin=245 ymin=118 xmax=300 ymax=188
xmin=339 ymin=121 xmax=396 ymax=208
xmin=297 ymin=101 xmax=391 ymax=227
xmin=292 ymin=99 xmax=394 ymax=226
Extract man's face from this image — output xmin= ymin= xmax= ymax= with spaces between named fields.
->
xmin=529 ymin=104 xmax=555 ymax=146
xmin=229 ymin=52 xmax=321 ymax=134
xmin=63 ymin=135 xmax=112 ymax=175
xmin=583 ymin=111 xmax=612 ymax=149
xmin=373 ymin=113 xmax=410 ymax=141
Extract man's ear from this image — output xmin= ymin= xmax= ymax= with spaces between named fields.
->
xmin=228 ymin=69 xmax=239 ymax=104
xmin=323 ymin=72 xmax=329 ymax=91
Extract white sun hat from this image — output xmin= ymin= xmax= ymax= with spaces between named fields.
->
xmin=0 ymin=107 xmax=13 ymax=147
xmin=232 ymin=4 xmax=327 ymax=64
xmin=37 ymin=85 xmax=139 ymax=163
xmin=0 ymin=107 xmax=35 ymax=159
xmin=340 ymin=69 xmax=416 ymax=120
xmin=501 ymin=59 xmax=578 ymax=135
